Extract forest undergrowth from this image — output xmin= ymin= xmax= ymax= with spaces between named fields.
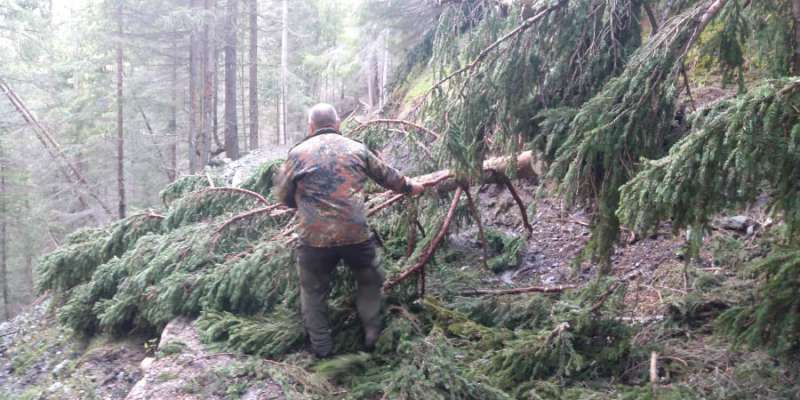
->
xmin=32 ymin=155 xmax=800 ymax=399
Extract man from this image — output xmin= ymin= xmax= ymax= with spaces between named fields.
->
xmin=274 ymin=103 xmax=424 ymax=358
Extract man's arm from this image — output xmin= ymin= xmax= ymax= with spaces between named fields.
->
xmin=273 ymin=158 xmax=297 ymax=208
xmin=364 ymin=149 xmax=424 ymax=195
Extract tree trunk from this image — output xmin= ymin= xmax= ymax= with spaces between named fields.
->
xmin=200 ymin=0 xmax=214 ymax=166
xmin=116 ymin=1 xmax=126 ymax=219
xmin=169 ymin=38 xmax=179 ymax=182
xmin=188 ymin=0 xmax=199 ymax=173
xmin=366 ymin=49 xmax=375 ymax=109
xmin=224 ymin=0 xmax=240 ymax=159
xmin=240 ymin=28 xmax=248 ymax=150
xmin=275 ymin=95 xmax=280 ymax=144
xmin=213 ymin=42 xmax=222 ymax=150
xmin=248 ymin=0 xmax=259 ymax=150
xmin=0 ymin=149 xmax=8 ymax=320
xmin=279 ymin=0 xmax=288 ymax=145
xmin=792 ymin=0 xmax=800 ymax=74
xmin=381 ymin=32 xmax=389 ymax=109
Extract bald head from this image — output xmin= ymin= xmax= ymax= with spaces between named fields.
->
xmin=307 ymin=103 xmax=340 ymax=135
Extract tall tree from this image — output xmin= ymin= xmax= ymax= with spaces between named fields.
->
xmin=0 ymin=146 xmax=7 ymax=320
xmin=224 ymin=0 xmax=240 ymax=159
xmin=115 ymin=0 xmax=126 ymax=219
xmin=201 ymin=0 xmax=214 ymax=165
xmin=248 ymin=0 xmax=258 ymax=150
xmin=188 ymin=0 xmax=200 ymax=173
xmin=169 ymin=38 xmax=178 ymax=182
xmin=279 ymin=0 xmax=288 ymax=145
xmin=793 ymin=0 xmax=800 ymax=73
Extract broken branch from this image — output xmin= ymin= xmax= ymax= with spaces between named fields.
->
xmin=384 ymin=187 xmax=463 ymax=290
xmin=459 ymin=284 xmax=577 ymax=296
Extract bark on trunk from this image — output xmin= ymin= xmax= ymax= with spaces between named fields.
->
xmin=116 ymin=1 xmax=126 ymax=219
xmin=248 ymin=0 xmax=259 ymax=150
xmin=792 ymin=0 xmax=800 ymax=74
xmin=169 ymin=39 xmax=179 ymax=182
xmin=415 ymin=151 xmax=544 ymax=192
xmin=200 ymin=0 xmax=214 ymax=167
xmin=188 ymin=0 xmax=199 ymax=173
xmin=224 ymin=0 xmax=240 ymax=159
xmin=279 ymin=0 xmax=288 ymax=145
xmin=0 ymin=150 xmax=8 ymax=320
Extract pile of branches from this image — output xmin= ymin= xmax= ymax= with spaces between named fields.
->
xmin=37 ymin=153 xmax=670 ymax=398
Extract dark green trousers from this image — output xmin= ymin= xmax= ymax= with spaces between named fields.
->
xmin=296 ymin=239 xmax=384 ymax=357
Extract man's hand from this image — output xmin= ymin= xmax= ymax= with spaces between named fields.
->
xmin=408 ymin=179 xmax=425 ymax=196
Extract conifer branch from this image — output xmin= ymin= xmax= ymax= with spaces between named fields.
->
xmin=384 ymin=187 xmax=463 ymax=291
xmin=352 ymin=118 xmax=441 ymax=140
xmin=197 ymin=187 xmax=271 ymax=206
xmin=463 ymin=186 xmax=489 ymax=271
xmin=418 ymin=1 xmax=564 ymax=101
xmin=212 ymin=205 xmax=290 ymax=239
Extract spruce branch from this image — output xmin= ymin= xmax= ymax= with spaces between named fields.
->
xmin=384 ymin=187 xmax=463 ymax=291
xmin=351 ymin=118 xmax=441 ymax=141
xmin=418 ymin=1 xmax=565 ymax=102
xmin=197 ymin=187 xmax=271 ymax=206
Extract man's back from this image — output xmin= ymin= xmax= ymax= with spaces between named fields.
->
xmin=275 ymin=128 xmax=409 ymax=247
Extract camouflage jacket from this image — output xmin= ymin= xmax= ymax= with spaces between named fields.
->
xmin=274 ymin=128 xmax=412 ymax=247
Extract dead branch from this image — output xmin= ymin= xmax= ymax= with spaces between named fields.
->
xmin=459 ymin=284 xmax=578 ymax=296
xmin=384 ymin=187 xmax=463 ymax=290
xmin=500 ymin=176 xmax=533 ymax=233
xmin=0 ymin=78 xmax=113 ymax=217
xmin=463 ymin=186 xmax=489 ymax=270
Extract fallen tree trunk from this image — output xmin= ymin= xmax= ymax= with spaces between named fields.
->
xmin=368 ymin=151 xmax=543 ymax=235
xmin=417 ymin=150 xmax=544 ymax=191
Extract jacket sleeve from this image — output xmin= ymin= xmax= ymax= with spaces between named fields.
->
xmin=364 ymin=149 xmax=411 ymax=194
xmin=274 ymin=158 xmax=297 ymax=208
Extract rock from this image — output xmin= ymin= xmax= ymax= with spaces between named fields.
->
xmin=51 ymin=359 xmax=70 ymax=376
xmin=140 ymin=357 xmax=154 ymax=371
xmin=48 ymin=381 xmax=64 ymax=393
xmin=125 ymin=318 xmax=284 ymax=400
xmin=718 ymin=215 xmax=751 ymax=232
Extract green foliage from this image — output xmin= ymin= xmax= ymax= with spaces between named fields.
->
xmin=163 ymin=189 xmax=267 ymax=229
xmin=421 ymin=0 xmax=643 ymax=179
xmin=717 ymin=250 xmax=800 ymax=358
xmin=159 ymin=175 xmax=214 ymax=208
xmin=549 ymin=1 xmax=722 ymax=267
xmin=197 ymin=309 xmax=305 ymax=358
xmin=619 ymin=78 xmax=800 ymax=243
xmin=239 ymin=159 xmax=284 ymax=197
xmin=37 ymin=213 xmax=163 ymax=293
xmin=350 ymin=329 xmax=512 ymax=400
xmin=488 ymin=315 xmax=632 ymax=391
xmin=485 ymin=228 xmax=524 ymax=273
